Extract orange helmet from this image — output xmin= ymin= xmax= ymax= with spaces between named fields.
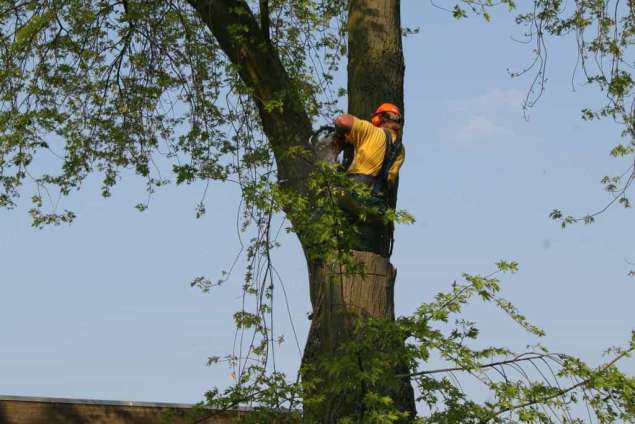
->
xmin=371 ymin=103 xmax=401 ymax=127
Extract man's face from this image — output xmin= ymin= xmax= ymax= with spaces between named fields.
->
xmin=381 ymin=112 xmax=401 ymax=130
xmin=383 ymin=111 xmax=400 ymax=123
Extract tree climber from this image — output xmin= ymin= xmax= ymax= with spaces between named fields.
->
xmin=333 ymin=103 xmax=405 ymax=256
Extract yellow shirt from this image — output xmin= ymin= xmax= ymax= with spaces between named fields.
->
xmin=345 ymin=117 xmax=405 ymax=184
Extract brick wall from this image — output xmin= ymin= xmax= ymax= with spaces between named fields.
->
xmin=0 ymin=396 xmax=247 ymax=424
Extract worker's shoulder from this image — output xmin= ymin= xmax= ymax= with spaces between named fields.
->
xmin=351 ymin=116 xmax=371 ymax=128
xmin=352 ymin=117 xmax=383 ymax=137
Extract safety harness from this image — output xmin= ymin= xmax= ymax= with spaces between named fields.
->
xmin=374 ymin=128 xmax=402 ymax=196
xmin=309 ymin=125 xmax=402 ymax=257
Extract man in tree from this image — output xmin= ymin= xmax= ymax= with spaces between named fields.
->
xmin=334 ymin=103 xmax=405 ymax=256
xmin=1 ymin=1 xmax=634 ymax=423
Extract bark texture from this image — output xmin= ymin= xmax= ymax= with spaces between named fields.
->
xmin=348 ymin=0 xmax=405 ymax=119
xmin=190 ymin=0 xmax=415 ymax=421
xmin=302 ymin=2 xmax=415 ymax=421
xmin=307 ymin=251 xmax=397 ymax=352
xmin=302 ymin=252 xmax=415 ymax=422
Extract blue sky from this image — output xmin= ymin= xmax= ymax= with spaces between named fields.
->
xmin=1 ymin=3 xmax=633 ymax=405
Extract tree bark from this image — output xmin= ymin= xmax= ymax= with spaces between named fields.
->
xmin=348 ymin=0 xmax=405 ymax=120
xmin=302 ymin=251 xmax=416 ymax=422
xmin=301 ymin=1 xmax=416 ymax=422
xmin=190 ymin=0 xmax=415 ymax=421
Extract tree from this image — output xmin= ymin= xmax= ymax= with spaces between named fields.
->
xmin=0 ymin=1 xmax=633 ymax=423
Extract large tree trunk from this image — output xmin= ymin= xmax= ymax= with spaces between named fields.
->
xmin=301 ymin=252 xmax=416 ymax=422
xmin=192 ymin=0 xmax=415 ymax=421
xmin=301 ymin=0 xmax=416 ymax=422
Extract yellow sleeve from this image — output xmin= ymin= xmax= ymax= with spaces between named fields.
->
xmin=346 ymin=117 xmax=376 ymax=147
xmin=388 ymin=145 xmax=405 ymax=184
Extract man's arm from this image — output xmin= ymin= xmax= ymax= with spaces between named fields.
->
xmin=334 ymin=113 xmax=356 ymax=144
xmin=334 ymin=114 xmax=355 ymax=134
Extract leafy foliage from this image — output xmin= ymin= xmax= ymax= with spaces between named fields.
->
xmin=1 ymin=1 xmax=633 ymax=422
xmin=511 ymin=0 xmax=635 ymax=225
xmin=201 ymin=262 xmax=635 ymax=423
xmin=440 ymin=1 xmax=635 ymax=227
xmin=0 ymin=0 xmax=345 ymax=226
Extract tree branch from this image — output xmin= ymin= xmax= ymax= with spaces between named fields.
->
xmin=409 ymin=352 xmax=566 ymax=378
xmin=259 ymin=0 xmax=270 ymax=41
xmin=186 ymin=0 xmax=313 ymax=187
xmin=493 ymin=348 xmax=633 ymax=417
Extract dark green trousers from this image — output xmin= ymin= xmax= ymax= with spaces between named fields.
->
xmin=338 ymin=190 xmax=392 ymax=257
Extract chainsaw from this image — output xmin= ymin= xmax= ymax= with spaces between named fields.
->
xmin=308 ymin=125 xmax=342 ymax=165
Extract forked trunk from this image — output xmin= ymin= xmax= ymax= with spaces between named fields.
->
xmin=194 ymin=0 xmax=416 ymax=420
xmin=301 ymin=0 xmax=416 ymax=422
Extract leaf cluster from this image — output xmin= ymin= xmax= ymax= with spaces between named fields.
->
xmin=202 ymin=260 xmax=635 ymax=423
xmin=0 ymin=0 xmax=346 ymax=226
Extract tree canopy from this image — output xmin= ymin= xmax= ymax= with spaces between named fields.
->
xmin=1 ymin=1 xmax=634 ymax=423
